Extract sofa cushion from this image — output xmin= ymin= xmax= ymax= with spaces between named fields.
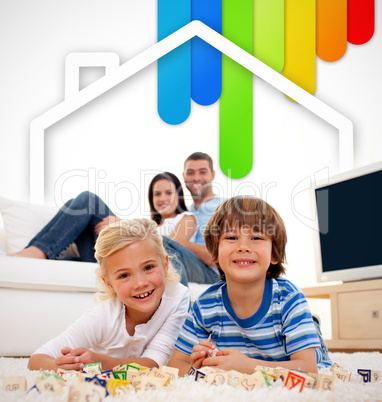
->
xmin=0 ymin=256 xmax=98 ymax=292
xmin=0 ymin=195 xmax=58 ymax=253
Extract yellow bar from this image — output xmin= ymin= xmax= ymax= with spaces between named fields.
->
xmin=283 ymin=0 xmax=316 ymax=100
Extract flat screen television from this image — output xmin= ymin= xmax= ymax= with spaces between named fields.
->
xmin=313 ymin=161 xmax=382 ymax=283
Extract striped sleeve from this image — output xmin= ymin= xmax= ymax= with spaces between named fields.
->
xmin=175 ymin=300 xmax=209 ymax=355
xmin=281 ymin=285 xmax=321 ymax=355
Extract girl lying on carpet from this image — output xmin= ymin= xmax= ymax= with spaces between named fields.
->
xmin=28 ymin=219 xmax=190 ymax=372
xmin=168 ymin=196 xmax=332 ymax=376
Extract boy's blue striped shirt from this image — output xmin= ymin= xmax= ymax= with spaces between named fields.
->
xmin=175 ymin=278 xmax=332 ymax=369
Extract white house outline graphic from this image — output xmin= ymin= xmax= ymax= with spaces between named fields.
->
xmin=30 ymin=20 xmax=353 ymax=204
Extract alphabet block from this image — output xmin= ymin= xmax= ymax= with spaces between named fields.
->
xmin=227 ymin=370 xmax=244 ymax=387
xmin=159 ymin=365 xmax=179 ymax=381
xmin=2 ymin=377 xmax=27 ymax=392
xmin=148 ymin=367 xmax=171 ymax=386
xmin=358 ymin=369 xmax=372 ymax=383
xmin=83 ymin=362 xmax=102 ymax=375
xmin=236 ymin=371 xmax=269 ymax=391
xmin=140 ymin=376 xmax=165 ymax=391
xmin=68 ymin=382 xmax=106 ymax=401
xmin=35 ymin=376 xmax=64 ymax=396
xmin=371 ymin=371 xmax=382 ymax=382
xmin=206 ymin=372 xmax=228 ymax=386
xmin=284 ymin=371 xmax=306 ymax=392
xmin=108 ymin=378 xmax=130 ymax=396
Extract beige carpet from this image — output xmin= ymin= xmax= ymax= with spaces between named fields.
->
xmin=0 ymin=352 xmax=381 ymax=401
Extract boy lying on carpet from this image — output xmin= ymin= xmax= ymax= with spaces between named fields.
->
xmin=168 ymin=196 xmax=332 ymax=376
xmin=28 ymin=219 xmax=190 ymax=372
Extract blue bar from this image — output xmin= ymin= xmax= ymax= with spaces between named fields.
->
xmin=158 ymin=0 xmax=191 ymax=125
xmin=191 ymin=0 xmax=222 ymax=105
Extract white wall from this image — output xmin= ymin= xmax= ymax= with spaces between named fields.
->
xmin=1 ymin=0 xmax=381 ymax=300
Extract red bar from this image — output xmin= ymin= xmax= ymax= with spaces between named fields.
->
xmin=347 ymin=0 xmax=375 ymax=45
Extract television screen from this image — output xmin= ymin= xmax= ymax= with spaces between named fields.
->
xmin=314 ymin=163 xmax=382 ymax=282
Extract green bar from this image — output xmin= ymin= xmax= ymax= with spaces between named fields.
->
xmin=253 ymin=0 xmax=284 ymax=72
xmin=220 ymin=0 xmax=253 ymax=179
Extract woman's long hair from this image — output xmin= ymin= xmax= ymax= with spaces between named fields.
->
xmin=148 ymin=172 xmax=188 ymax=225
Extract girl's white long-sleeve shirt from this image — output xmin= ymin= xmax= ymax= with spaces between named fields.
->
xmin=33 ymin=283 xmax=190 ymax=367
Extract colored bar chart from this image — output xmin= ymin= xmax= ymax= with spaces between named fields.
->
xmin=317 ymin=0 xmax=347 ymax=62
xmin=347 ymin=0 xmax=375 ymax=45
xmin=191 ymin=0 xmax=222 ymax=106
xmin=253 ymin=0 xmax=284 ymax=73
xmin=283 ymin=0 xmax=316 ymax=99
xmin=220 ymin=0 xmax=253 ymax=178
xmin=157 ymin=0 xmax=191 ymax=125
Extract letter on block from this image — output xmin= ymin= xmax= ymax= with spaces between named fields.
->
xmin=84 ymin=362 xmax=102 ymax=375
xmin=68 ymin=383 xmax=106 ymax=402
xmin=358 ymin=369 xmax=372 ymax=383
xmin=36 ymin=377 xmax=64 ymax=396
xmin=159 ymin=365 xmax=179 ymax=381
xmin=2 ymin=377 xmax=27 ymax=392
xmin=284 ymin=371 xmax=306 ymax=392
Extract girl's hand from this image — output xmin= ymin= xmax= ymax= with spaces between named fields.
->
xmin=202 ymin=348 xmax=254 ymax=373
xmin=54 ymin=347 xmax=85 ymax=371
xmin=190 ymin=340 xmax=216 ymax=369
xmin=65 ymin=347 xmax=100 ymax=366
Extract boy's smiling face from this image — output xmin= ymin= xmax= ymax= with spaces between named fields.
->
xmin=103 ymin=238 xmax=168 ymax=324
xmin=217 ymin=226 xmax=278 ymax=284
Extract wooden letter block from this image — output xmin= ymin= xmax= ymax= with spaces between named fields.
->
xmin=35 ymin=376 xmax=64 ymax=396
xmin=358 ymin=369 xmax=372 ymax=383
xmin=332 ymin=369 xmax=351 ymax=382
xmin=68 ymin=382 xmax=106 ymax=402
xmin=284 ymin=371 xmax=306 ymax=392
xmin=227 ymin=370 xmax=244 ymax=387
xmin=308 ymin=372 xmax=335 ymax=390
xmin=148 ymin=368 xmax=171 ymax=386
xmin=159 ymin=365 xmax=179 ymax=381
xmin=83 ymin=362 xmax=102 ymax=375
xmin=108 ymin=379 xmax=130 ymax=396
xmin=206 ymin=372 xmax=228 ymax=386
xmin=140 ymin=376 xmax=165 ymax=391
xmin=371 ymin=370 xmax=382 ymax=382
xmin=2 ymin=377 xmax=27 ymax=392
xmin=195 ymin=370 xmax=206 ymax=382
xmin=236 ymin=371 xmax=268 ymax=391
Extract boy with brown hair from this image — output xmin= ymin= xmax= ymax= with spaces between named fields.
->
xmin=168 ymin=196 xmax=331 ymax=376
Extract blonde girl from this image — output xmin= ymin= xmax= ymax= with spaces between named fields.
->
xmin=28 ymin=219 xmax=190 ymax=371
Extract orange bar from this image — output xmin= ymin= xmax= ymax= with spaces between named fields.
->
xmin=317 ymin=0 xmax=347 ymax=62
xmin=283 ymin=0 xmax=316 ymax=99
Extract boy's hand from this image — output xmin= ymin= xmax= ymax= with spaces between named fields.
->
xmin=203 ymin=348 xmax=253 ymax=373
xmin=190 ymin=340 xmax=216 ymax=369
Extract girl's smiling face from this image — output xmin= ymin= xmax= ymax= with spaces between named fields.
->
xmin=103 ymin=237 xmax=168 ymax=325
xmin=152 ymin=179 xmax=179 ymax=220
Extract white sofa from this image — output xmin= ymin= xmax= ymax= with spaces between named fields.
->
xmin=0 ymin=196 xmax=208 ymax=357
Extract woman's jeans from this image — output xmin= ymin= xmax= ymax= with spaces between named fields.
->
xmin=27 ymin=191 xmax=219 ymax=287
xmin=28 ymin=191 xmax=114 ymax=263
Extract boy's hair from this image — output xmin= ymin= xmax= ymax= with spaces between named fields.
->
xmin=94 ymin=218 xmax=180 ymax=301
xmin=204 ymin=196 xmax=287 ymax=280
xmin=184 ymin=152 xmax=214 ymax=171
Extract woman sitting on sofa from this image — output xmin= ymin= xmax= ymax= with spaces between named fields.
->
xmin=8 ymin=172 xmax=196 ymax=286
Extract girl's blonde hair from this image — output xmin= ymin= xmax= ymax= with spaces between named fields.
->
xmin=94 ymin=218 xmax=180 ymax=301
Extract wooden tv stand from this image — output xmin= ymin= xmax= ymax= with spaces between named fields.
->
xmin=302 ymin=279 xmax=382 ymax=351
